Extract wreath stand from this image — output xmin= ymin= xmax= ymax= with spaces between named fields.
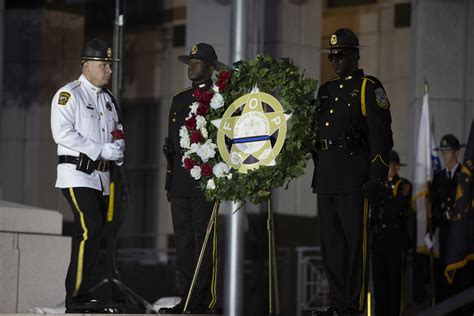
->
xmin=182 ymin=194 xmax=280 ymax=316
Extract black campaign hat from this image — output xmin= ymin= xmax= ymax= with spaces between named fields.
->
xmin=81 ymin=38 xmax=119 ymax=62
xmin=322 ymin=28 xmax=362 ymax=51
xmin=178 ymin=43 xmax=226 ymax=69
xmin=389 ymin=150 xmax=406 ymax=166
xmin=434 ymin=134 xmax=465 ymax=151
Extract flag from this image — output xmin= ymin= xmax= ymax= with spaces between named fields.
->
xmin=444 ymin=120 xmax=474 ymax=283
xmin=413 ymin=83 xmax=439 ymax=253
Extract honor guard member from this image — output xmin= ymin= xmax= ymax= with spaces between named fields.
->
xmin=430 ymin=134 xmax=472 ymax=302
xmin=371 ymin=150 xmax=412 ymax=316
xmin=160 ymin=43 xmax=225 ymax=314
xmin=311 ymin=28 xmax=393 ymax=315
xmin=51 ymin=38 xmax=124 ymax=313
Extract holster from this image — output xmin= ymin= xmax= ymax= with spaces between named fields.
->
xmin=342 ymin=127 xmax=364 ymax=154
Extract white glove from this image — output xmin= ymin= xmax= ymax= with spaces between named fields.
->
xmin=100 ymin=143 xmax=124 ymax=161
xmin=114 ymin=139 xmax=125 ymax=151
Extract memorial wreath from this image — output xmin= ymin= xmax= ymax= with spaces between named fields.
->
xmin=179 ymin=55 xmax=317 ymax=204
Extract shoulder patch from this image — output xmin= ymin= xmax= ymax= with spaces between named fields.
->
xmin=174 ymin=86 xmax=193 ymax=96
xmin=375 ymin=87 xmax=389 ymax=109
xmin=58 ymin=91 xmax=71 ymax=106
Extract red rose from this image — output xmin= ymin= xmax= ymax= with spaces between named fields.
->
xmin=183 ymin=158 xmax=196 ymax=171
xmin=196 ymin=104 xmax=209 ymax=116
xmin=111 ymin=129 xmax=126 ymax=140
xmin=185 ymin=116 xmax=197 ymax=130
xmin=216 ymin=80 xmax=228 ymax=91
xmin=200 ymin=163 xmax=212 ymax=177
xmin=219 ymin=70 xmax=231 ymax=81
xmin=190 ymin=130 xmax=202 ymax=143
xmin=193 ymin=89 xmax=213 ymax=105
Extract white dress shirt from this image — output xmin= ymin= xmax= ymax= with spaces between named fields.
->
xmin=51 ymin=75 xmax=122 ymax=194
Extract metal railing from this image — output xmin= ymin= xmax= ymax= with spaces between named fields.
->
xmin=296 ymin=247 xmax=329 ymax=316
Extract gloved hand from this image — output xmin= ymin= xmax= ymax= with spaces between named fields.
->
xmin=361 ymin=179 xmax=384 ymax=203
xmin=114 ymin=139 xmax=125 ymax=151
xmin=100 ymin=143 xmax=124 ymax=161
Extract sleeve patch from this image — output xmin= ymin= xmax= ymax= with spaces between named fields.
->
xmin=58 ymin=91 xmax=71 ymax=106
xmin=375 ymin=87 xmax=389 ymax=109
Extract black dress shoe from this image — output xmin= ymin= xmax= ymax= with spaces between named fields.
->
xmin=66 ymin=298 xmax=122 ymax=314
xmin=190 ymin=305 xmax=221 ymax=314
xmin=158 ymin=303 xmax=185 ymax=314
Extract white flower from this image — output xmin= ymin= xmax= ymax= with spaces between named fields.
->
xmin=189 ymin=143 xmax=200 ymax=153
xmin=196 ymin=140 xmax=217 ymax=162
xmin=190 ymin=102 xmax=200 ymax=114
xmin=196 ymin=115 xmax=207 ymax=130
xmin=227 ymin=173 xmax=233 ymax=180
xmin=213 ymin=162 xmax=230 ymax=178
xmin=190 ymin=166 xmax=201 ymax=180
xmin=212 ymin=84 xmax=220 ymax=93
xmin=201 ymin=127 xmax=208 ymax=139
xmin=206 ymin=179 xmax=216 ymax=190
xmin=179 ymin=126 xmax=190 ymax=149
xmin=181 ymin=151 xmax=190 ymax=164
xmin=210 ymin=92 xmax=224 ymax=109
xmin=230 ymin=151 xmax=242 ymax=165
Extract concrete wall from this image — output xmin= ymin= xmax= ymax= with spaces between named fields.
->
xmin=0 ymin=201 xmax=70 ymax=313
xmin=409 ymin=0 xmax=474 ymax=176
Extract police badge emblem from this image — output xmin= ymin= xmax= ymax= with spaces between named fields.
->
xmin=331 ymin=35 xmax=337 ymax=45
xmin=107 ymin=48 xmax=112 ymax=59
xmin=191 ymin=45 xmax=198 ymax=55
xmin=212 ymin=89 xmax=291 ymax=173
xmin=58 ymin=91 xmax=71 ymax=106
xmin=375 ymin=87 xmax=389 ymax=109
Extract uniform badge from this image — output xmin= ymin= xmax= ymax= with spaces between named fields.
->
xmin=331 ymin=35 xmax=337 ymax=45
xmin=58 ymin=91 xmax=71 ymax=106
xmin=350 ymin=89 xmax=359 ymax=97
xmin=107 ymin=48 xmax=112 ymax=59
xmin=106 ymin=102 xmax=113 ymax=111
xmin=375 ymin=87 xmax=389 ymax=109
xmin=191 ymin=45 xmax=198 ymax=54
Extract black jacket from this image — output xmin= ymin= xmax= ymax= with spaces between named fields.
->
xmin=312 ymin=69 xmax=393 ymax=193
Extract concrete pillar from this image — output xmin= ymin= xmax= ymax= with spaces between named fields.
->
xmin=409 ymin=0 xmax=474 ymax=176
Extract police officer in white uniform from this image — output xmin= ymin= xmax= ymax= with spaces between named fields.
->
xmin=51 ymin=38 xmax=124 ymax=313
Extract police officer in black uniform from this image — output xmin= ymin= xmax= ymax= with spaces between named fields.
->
xmin=430 ymin=134 xmax=470 ymax=302
xmin=312 ymin=28 xmax=393 ymax=315
xmin=371 ymin=150 xmax=412 ymax=316
xmin=160 ymin=43 xmax=224 ymax=314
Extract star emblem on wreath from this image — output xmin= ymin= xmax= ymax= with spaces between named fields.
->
xmin=212 ymin=87 xmax=292 ymax=173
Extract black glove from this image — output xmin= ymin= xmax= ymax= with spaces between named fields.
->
xmin=361 ymin=179 xmax=384 ymax=203
xmin=163 ymin=137 xmax=174 ymax=164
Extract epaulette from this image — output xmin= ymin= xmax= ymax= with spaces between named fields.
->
xmin=174 ymin=86 xmax=193 ymax=96
xmin=62 ymin=80 xmax=81 ymax=92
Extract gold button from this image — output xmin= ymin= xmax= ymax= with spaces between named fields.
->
xmin=347 ymin=103 xmax=351 ymax=107
xmin=330 ymin=109 xmax=334 ymax=113
xmin=335 ymin=97 xmax=339 ymax=101
xmin=174 ymin=112 xmax=177 ymax=115
xmin=339 ymin=84 xmax=343 ymax=88
xmin=346 ymin=76 xmax=352 ymax=80
xmin=172 ymin=118 xmax=176 ymax=122
xmin=325 ymin=122 xmax=329 ymax=126
xmin=102 ymin=128 xmax=105 ymax=132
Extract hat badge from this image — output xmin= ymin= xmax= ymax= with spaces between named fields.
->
xmin=191 ymin=45 xmax=198 ymax=55
xmin=330 ymin=35 xmax=337 ymax=45
xmin=107 ymin=48 xmax=112 ymax=59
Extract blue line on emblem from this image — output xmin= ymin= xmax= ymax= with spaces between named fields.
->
xmin=231 ymin=135 xmax=271 ymax=144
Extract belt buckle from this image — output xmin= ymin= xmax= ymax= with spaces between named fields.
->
xmin=320 ymin=139 xmax=328 ymax=150
xmin=97 ymin=160 xmax=108 ymax=172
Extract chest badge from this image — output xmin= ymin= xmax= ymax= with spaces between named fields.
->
xmin=106 ymin=102 xmax=113 ymax=111
xmin=350 ymin=89 xmax=359 ymax=97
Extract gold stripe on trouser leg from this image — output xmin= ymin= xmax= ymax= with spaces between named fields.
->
xmin=107 ymin=182 xmax=115 ymax=222
xmin=359 ymin=198 xmax=369 ymax=310
xmin=208 ymin=216 xmax=218 ymax=309
xmin=69 ymin=188 xmax=89 ymax=296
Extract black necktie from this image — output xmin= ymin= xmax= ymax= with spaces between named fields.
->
xmin=447 ymin=170 xmax=452 ymax=180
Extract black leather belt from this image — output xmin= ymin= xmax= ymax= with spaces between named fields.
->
xmin=316 ymin=138 xmax=345 ymax=150
xmin=58 ymin=155 xmax=109 ymax=172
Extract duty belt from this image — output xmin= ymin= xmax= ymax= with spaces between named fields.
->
xmin=58 ymin=155 xmax=110 ymax=172
xmin=316 ymin=138 xmax=345 ymax=150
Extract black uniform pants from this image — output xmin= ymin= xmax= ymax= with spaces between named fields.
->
xmin=372 ymin=230 xmax=403 ymax=316
xmin=318 ymin=193 xmax=369 ymax=312
xmin=170 ymin=196 xmax=217 ymax=309
xmin=62 ymin=187 xmax=108 ymax=307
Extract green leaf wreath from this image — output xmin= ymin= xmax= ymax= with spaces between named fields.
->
xmin=180 ymin=54 xmax=318 ymax=204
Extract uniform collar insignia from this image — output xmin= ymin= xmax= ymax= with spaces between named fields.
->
xmin=350 ymin=89 xmax=359 ymax=97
